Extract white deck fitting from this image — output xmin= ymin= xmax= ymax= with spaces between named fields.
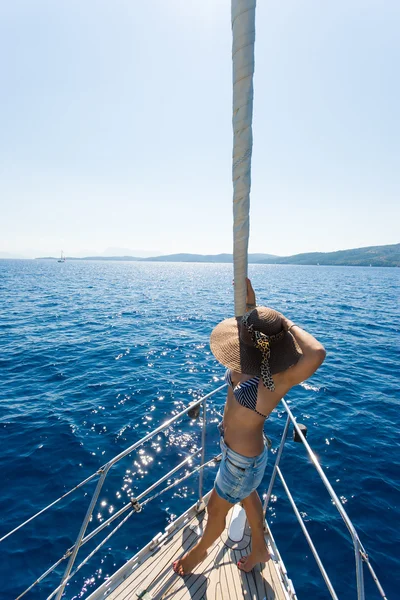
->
xmin=228 ymin=504 xmax=247 ymax=543
xmin=87 ymin=493 xmax=294 ymax=600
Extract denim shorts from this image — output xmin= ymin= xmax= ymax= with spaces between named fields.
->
xmin=214 ymin=422 xmax=268 ymax=504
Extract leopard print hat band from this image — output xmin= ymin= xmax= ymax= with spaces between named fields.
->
xmin=241 ymin=312 xmax=285 ymax=391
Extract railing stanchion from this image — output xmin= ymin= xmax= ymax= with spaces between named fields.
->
xmin=198 ymin=397 xmax=207 ymax=504
xmin=263 ymin=414 xmax=291 ymax=516
xmin=276 ymin=466 xmax=339 ymax=600
xmin=355 ymin=539 xmax=366 ymax=600
xmin=55 ymin=465 xmax=111 ymax=599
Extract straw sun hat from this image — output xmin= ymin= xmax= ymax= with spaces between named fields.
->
xmin=210 ymin=307 xmax=302 ymax=390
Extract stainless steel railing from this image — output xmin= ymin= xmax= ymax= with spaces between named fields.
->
xmin=1 ymin=384 xmax=226 ymax=600
xmin=263 ymin=398 xmax=387 ymax=600
xmin=1 ymin=385 xmax=387 ymax=600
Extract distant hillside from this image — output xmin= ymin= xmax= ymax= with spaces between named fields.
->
xmin=35 ymin=253 xmax=277 ymax=263
xmin=141 ymin=253 xmax=277 ymax=263
xmin=256 ymin=243 xmax=400 ymax=267
xmin=36 ymin=255 xmax=143 ymax=261
xmin=72 ymin=255 xmax=142 ymax=261
xmin=34 ymin=244 xmax=399 ymax=266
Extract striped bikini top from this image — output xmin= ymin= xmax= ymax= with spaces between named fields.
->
xmin=224 ymin=369 xmax=268 ymax=418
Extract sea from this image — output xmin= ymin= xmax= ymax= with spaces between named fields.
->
xmin=0 ymin=259 xmax=398 ymax=600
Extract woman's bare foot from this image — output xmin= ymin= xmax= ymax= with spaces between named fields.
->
xmin=172 ymin=545 xmax=208 ymax=576
xmin=237 ymin=546 xmax=271 ymax=572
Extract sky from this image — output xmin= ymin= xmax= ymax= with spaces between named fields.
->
xmin=0 ymin=0 xmax=399 ymax=258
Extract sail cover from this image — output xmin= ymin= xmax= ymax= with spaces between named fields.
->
xmin=232 ymin=0 xmax=256 ymax=316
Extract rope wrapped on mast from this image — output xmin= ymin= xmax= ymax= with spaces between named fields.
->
xmin=232 ymin=0 xmax=256 ymax=316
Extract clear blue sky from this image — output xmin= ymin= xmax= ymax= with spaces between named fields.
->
xmin=0 ymin=0 xmax=399 ymax=258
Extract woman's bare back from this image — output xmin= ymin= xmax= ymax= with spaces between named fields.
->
xmin=222 ymin=371 xmax=290 ymax=456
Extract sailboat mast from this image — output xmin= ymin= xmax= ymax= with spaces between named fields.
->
xmin=231 ymin=0 xmax=256 ymax=316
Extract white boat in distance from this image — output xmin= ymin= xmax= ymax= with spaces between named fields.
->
xmin=57 ymin=251 xmax=65 ymax=263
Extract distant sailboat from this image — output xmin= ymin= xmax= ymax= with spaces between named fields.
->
xmin=58 ymin=251 xmax=66 ymax=263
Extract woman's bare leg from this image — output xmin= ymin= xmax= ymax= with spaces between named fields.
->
xmin=173 ymin=488 xmax=233 ymax=575
xmin=238 ymin=490 xmax=270 ymax=572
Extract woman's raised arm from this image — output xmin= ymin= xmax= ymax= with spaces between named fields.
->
xmin=281 ymin=316 xmax=326 ymax=385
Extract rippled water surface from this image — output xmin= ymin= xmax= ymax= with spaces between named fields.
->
xmin=0 ymin=260 xmax=398 ymax=599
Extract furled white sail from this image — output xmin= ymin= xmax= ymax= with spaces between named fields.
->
xmin=232 ymin=0 xmax=256 ymax=316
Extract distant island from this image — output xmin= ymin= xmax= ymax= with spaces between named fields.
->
xmin=35 ymin=243 xmax=400 ymax=267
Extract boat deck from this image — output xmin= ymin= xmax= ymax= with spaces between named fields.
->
xmin=88 ymin=493 xmax=293 ymax=600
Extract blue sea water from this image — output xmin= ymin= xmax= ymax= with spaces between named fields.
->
xmin=0 ymin=259 xmax=399 ymax=600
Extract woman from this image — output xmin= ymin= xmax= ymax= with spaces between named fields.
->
xmin=173 ymin=278 xmax=326 ymax=576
